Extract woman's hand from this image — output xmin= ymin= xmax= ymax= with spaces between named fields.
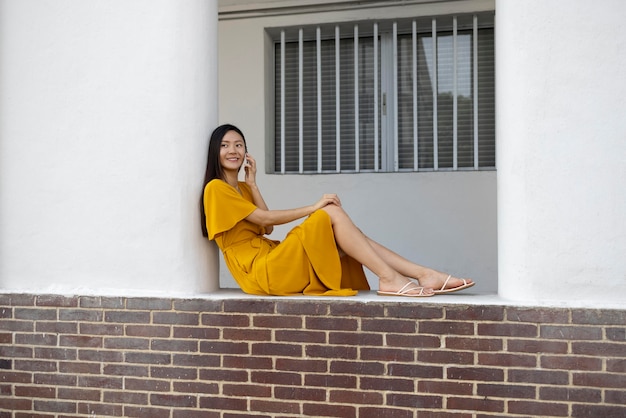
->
xmin=244 ymin=152 xmax=257 ymax=187
xmin=313 ymin=194 xmax=342 ymax=211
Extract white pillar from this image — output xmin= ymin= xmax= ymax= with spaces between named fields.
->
xmin=496 ymin=0 xmax=626 ymax=303
xmin=0 ymin=0 xmax=219 ymax=295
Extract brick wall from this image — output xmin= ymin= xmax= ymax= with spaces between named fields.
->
xmin=0 ymin=293 xmax=624 ymax=418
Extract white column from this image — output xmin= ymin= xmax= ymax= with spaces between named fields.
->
xmin=0 ymin=0 xmax=219 ymax=295
xmin=496 ymin=0 xmax=626 ymax=304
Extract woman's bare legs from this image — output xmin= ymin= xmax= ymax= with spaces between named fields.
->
xmin=321 ymin=205 xmax=433 ymax=295
xmin=365 ymin=238 xmax=473 ymax=291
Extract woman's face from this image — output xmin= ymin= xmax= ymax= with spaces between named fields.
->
xmin=220 ymin=130 xmax=246 ymax=172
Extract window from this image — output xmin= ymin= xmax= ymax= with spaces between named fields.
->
xmin=272 ymin=13 xmax=495 ymax=174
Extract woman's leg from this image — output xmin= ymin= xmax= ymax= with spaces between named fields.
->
xmin=365 ymin=237 xmax=474 ymax=291
xmin=321 ymin=205 xmax=433 ymax=296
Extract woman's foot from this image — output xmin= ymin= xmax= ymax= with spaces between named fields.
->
xmin=417 ymin=270 xmax=474 ymax=294
xmin=378 ymin=275 xmax=435 ymax=297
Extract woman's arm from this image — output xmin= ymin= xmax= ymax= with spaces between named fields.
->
xmin=246 ymin=194 xmax=341 ymax=227
xmin=244 ymin=152 xmax=274 ymax=234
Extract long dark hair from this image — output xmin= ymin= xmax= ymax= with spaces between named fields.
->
xmin=200 ymin=124 xmax=246 ymax=237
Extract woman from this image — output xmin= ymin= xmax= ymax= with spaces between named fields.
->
xmin=201 ymin=124 xmax=474 ymax=297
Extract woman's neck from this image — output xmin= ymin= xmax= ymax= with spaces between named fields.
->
xmin=222 ymin=171 xmax=239 ymax=189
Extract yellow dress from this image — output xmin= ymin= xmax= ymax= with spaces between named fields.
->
xmin=204 ymin=179 xmax=370 ymax=296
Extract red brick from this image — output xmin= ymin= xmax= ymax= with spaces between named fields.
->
xmin=420 ymin=321 xmax=474 ymax=335
xmin=275 ymin=386 xmax=326 ymax=401
xmin=200 ymin=341 xmax=248 ymax=354
xmin=104 ymin=310 xmax=150 ymax=323
xmin=173 ymin=326 xmax=219 ymax=339
xmin=79 ymin=296 xmax=124 ymax=309
xmin=507 ymin=338 xmax=568 ymax=354
xmin=508 ymin=400 xmax=569 ymax=417
xmin=36 ymin=295 xmax=77 ymax=307
xmin=59 ymin=335 xmax=102 ymax=348
xmin=222 ymin=327 xmax=271 ymax=341
xmin=478 ymin=322 xmax=537 ymax=337
xmin=571 ymin=309 xmax=626 ymax=325
xmin=330 ymin=360 xmax=384 ymax=376
xmin=540 ymin=355 xmax=602 ymax=371
xmin=447 ymin=367 xmax=504 ymax=382
xmin=254 ymin=314 xmax=302 ymax=328
xmin=447 ymin=397 xmax=504 ymax=412
xmin=223 ymin=299 xmax=274 ymax=313
xmin=418 ymin=380 xmax=473 ymax=395
xmin=478 ymin=353 xmax=537 ymax=368
xmin=79 ymin=323 xmax=123 ymax=336
xmin=14 ymin=359 xmax=56 ymax=372
xmin=173 ymin=353 xmax=220 ymax=367
xmin=172 ymin=381 xmax=219 ymax=396
xmin=78 ymin=349 xmax=123 ymax=363
xmin=329 ymin=331 xmax=382 ymax=346
xmin=252 ymin=342 xmax=303 ymax=357
xmin=360 ymin=376 xmax=414 ymax=392
xmin=386 ymin=333 xmax=440 ymax=348
xmin=605 ymin=389 xmax=626 ymax=405
xmin=539 ymin=386 xmax=601 ymax=403
xmin=606 ymin=327 xmax=625 ymax=341
xmin=607 ymin=358 xmax=626 ymax=373
xmin=36 ymin=321 xmax=77 ymax=334
xmin=447 ymin=306 xmax=505 ymax=321
xmin=58 ymin=387 xmax=101 ymax=402
xmin=477 ymin=383 xmax=536 ymax=399
xmin=201 ymin=313 xmax=249 ymax=327
xmin=33 ymin=400 xmax=76 ymax=413
xmin=305 ymin=373 xmax=356 ymax=389
xmin=541 ymin=325 xmax=602 ymax=340
xmin=14 ymin=385 xmax=55 ymax=398
xmin=222 ymin=383 xmax=271 ymax=397
xmin=275 ymin=329 xmax=326 ymax=343
xmin=34 ymin=373 xmax=76 ymax=386
xmin=276 ymin=301 xmax=328 ymax=315
xmin=302 ymin=402 xmax=356 ymax=417
xmin=58 ymin=308 xmax=102 ymax=322
xmin=387 ymin=305 xmax=443 ymax=320
xmin=0 ymin=294 xmax=35 ymax=306
xmin=125 ymin=351 xmax=170 ymax=365
xmin=0 ymin=397 xmax=32 ymax=410
xmin=387 ymin=392 xmax=442 ymax=408
xmin=199 ymin=395 xmax=248 ymax=411
xmin=199 ymin=368 xmax=248 ymax=382
xmin=446 ymin=337 xmax=502 ymax=351
xmin=361 ymin=347 xmax=414 ymax=362
xmin=174 ymin=410 xmax=219 ymax=418
xmin=0 ymin=345 xmax=32 ymax=358
xmin=59 ymin=361 xmax=100 ymax=374
xmin=223 ymin=355 xmax=273 ymax=370
xmin=0 ymin=319 xmax=33 ymax=332
xmin=276 ymin=358 xmax=327 ymax=373
xmin=388 ymin=362 xmax=443 ymax=379
xmin=418 ymin=350 xmax=474 ymax=365
xmin=102 ymin=390 xmax=148 ymax=405
xmin=359 ymin=406 xmax=414 ymax=418
xmin=0 ymin=332 xmax=12 ymax=343
xmin=15 ymin=333 xmax=57 ymax=346
xmin=572 ymin=341 xmax=626 ymax=357
xmin=362 ymin=318 xmax=417 ymax=333
xmin=104 ymin=363 xmax=148 ymax=377
xmin=508 ymin=369 xmax=569 ymax=385
xmin=573 ymin=372 xmax=626 ymax=389
xmin=124 ymin=377 xmax=170 ymax=392
xmin=150 ymin=366 xmax=197 ymax=380
xmin=151 ymin=338 xmax=198 ymax=352
xmin=329 ymin=389 xmax=383 ymax=405
xmin=77 ymin=402 xmax=123 ymax=416
xmin=252 ymin=399 xmax=301 ymax=414
xmin=153 ymin=311 xmax=198 ymax=325
xmin=14 ymin=308 xmax=56 ymax=321
xmin=330 ymin=303 xmax=384 ymax=318
xmin=150 ymin=393 xmax=196 ymax=407
xmin=124 ymin=405 xmax=171 ymax=418
xmin=77 ymin=375 xmax=123 ymax=389
xmin=306 ymin=316 xmax=358 ymax=331
xmin=507 ymin=307 xmax=569 ymax=324
xmin=571 ymin=404 xmax=626 ymax=418
xmin=125 ymin=325 xmax=170 ymax=338
xmin=174 ymin=298 xmax=222 ymax=312
xmin=126 ymin=297 xmax=171 ymax=310
xmin=251 ymin=370 xmax=301 ymax=386
xmin=306 ymin=344 xmax=357 ymax=359
xmin=35 ymin=347 xmax=76 ymax=360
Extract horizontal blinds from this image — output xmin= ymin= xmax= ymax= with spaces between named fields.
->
xmin=275 ymin=13 xmax=495 ymax=174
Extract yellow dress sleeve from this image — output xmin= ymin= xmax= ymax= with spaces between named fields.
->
xmin=204 ymin=179 xmax=257 ymax=240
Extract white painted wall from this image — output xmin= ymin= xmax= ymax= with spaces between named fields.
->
xmin=0 ymin=1 xmax=219 ymax=295
xmin=217 ymin=0 xmax=498 ymax=293
xmin=497 ymin=0 xmax=626 ymax=303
